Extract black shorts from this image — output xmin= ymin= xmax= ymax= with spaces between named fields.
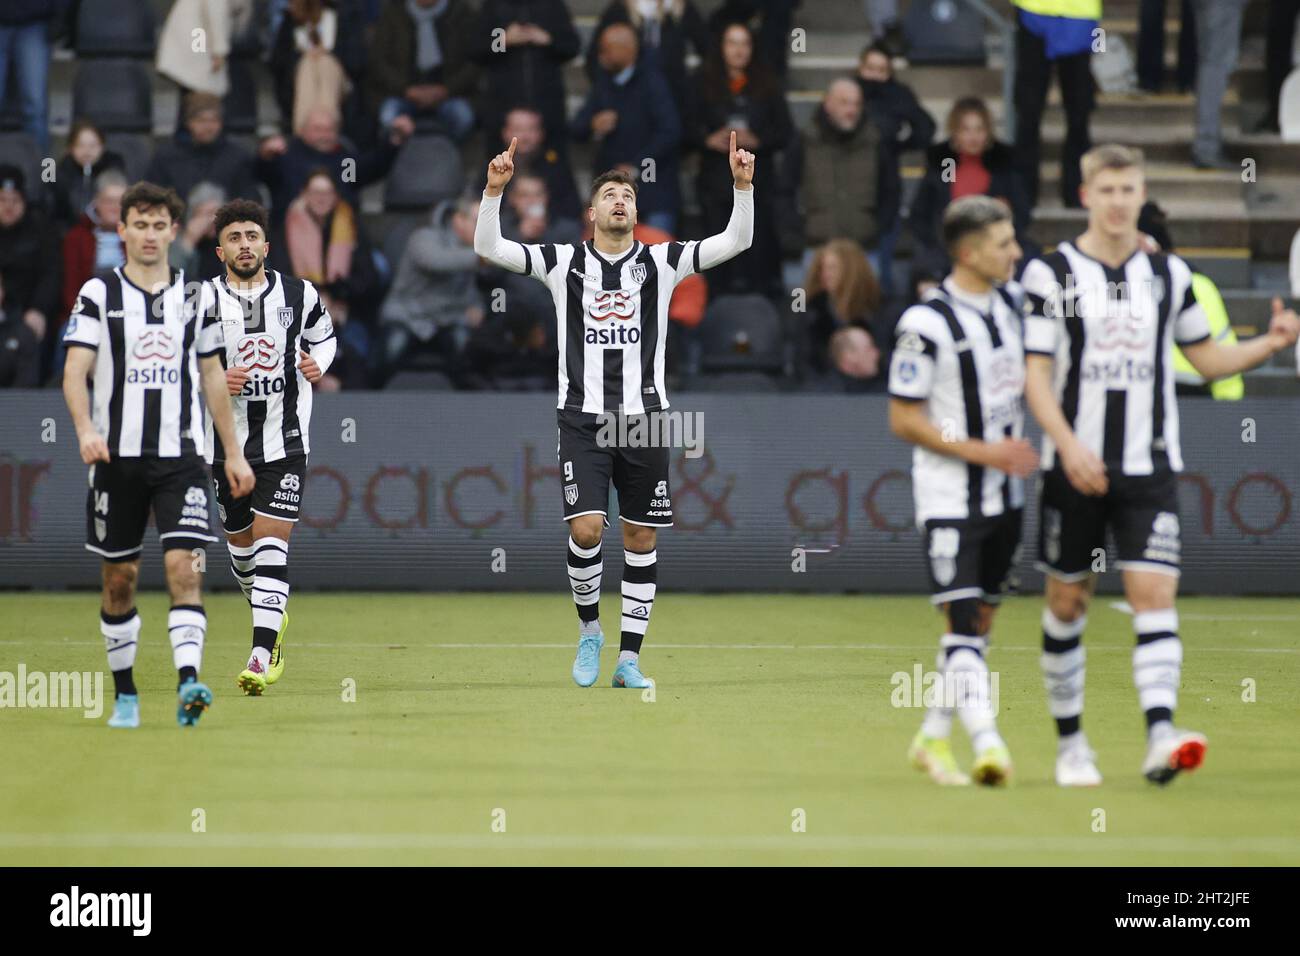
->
xmin=922 ymin=509 xmax=1023 ymax=605
xmin=85 ymin=455 xmax=217 ymax=561
xmin=1037 ymin=467 xmax=1182 ymax=580
xmin=557 ymin=410 xmax=672 ymax=527
xmin=212 ymin=454 xmax=308 ymax=533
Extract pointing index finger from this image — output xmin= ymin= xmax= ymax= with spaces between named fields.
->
xmin=729 ymin=129 xmax=736 ymax=154
xmin=507 ymin=136 xmax=517 ymax=159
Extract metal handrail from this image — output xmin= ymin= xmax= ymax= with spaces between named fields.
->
xmin=960 ymin=0 xmax=1018 ymax=139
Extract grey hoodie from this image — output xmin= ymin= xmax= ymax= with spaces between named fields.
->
xmin=381 ymin=200 xmax=481 ymax=340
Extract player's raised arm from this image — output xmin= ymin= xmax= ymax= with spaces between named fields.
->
xmin=692 ymin=131 xmax=756 ymax=273
xmin=474 ymin=136 xmax=532 ymax=275
xmin=1181 ymin=296 xmax=1300 ymax=380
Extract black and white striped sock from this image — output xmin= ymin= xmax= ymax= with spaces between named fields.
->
xmin=620 ymin=549 xmax=657 ymax=662
xmin=1133 ymin=609 xmax=1182 ymax=739
xmin=567 ymin=537 xmax=602 ymax=626
xmin=227 ymin=542 xmax=256 ymax=604
xmin=168 ymin=604 xmax=206 ymax=685
xmin=1041 ymin=609 xmax=1087 ymax=744
xmin=251 ymin=537 xmax=289 ymax=654
xmin=101 ymin=607 xmax=141 ymax=697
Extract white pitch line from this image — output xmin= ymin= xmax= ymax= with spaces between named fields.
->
xmin=0 ymin=832 xmax=1297 ymax=855
xmin=1 ymin=640 xmax=1296 ymax=654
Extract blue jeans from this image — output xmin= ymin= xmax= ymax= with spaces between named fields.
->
xmin=0 ymin=21 xmax=50 ymax=154
xmin=380 ymin=95 xmax=475 ymax=141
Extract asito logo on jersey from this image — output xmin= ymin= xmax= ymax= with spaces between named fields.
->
xmin=586 ymin=289 xmax=641 ymax=346
xmin=126 ymin=330 xmax=180 ymax=385
xmin=236 ymin=334 xmax=286 ymax=397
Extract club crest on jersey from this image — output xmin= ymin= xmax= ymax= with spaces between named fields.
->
xmin=278 ymin=307 xmax=294 ymax=328
xmin=630 ymin=263 xmax=647 ymax=284
xmin=564 ymin=483 xmax=579 ymax=506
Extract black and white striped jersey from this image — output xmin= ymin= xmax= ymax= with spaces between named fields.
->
xmin=475 ymin=188 xmax=754 ymax=414
xmin=62 ymin=267 xmax=215 ymax=459
xmin=198 ymin=269 xmax=336 ymax=464
xmin=1021 ymin=243 xmax=1211 ymax=476
xmin=888 ymin=279 xmax=1028 ymax=524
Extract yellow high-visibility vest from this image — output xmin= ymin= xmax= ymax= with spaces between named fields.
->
xmin=1012 ymin=0 xmax=1103 ymax=18
xmin=1173 ymin=272 xmax=1244 ymax=400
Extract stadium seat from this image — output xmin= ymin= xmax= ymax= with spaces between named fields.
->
xmin=700 ymin=294 xmax=785 ymax=372
xmin=902 ymin=0 xmax=986 ymax=65
xmin=379 ymin=213 xmax=426 ymax=276
xmin=383 ymin=135 xmax=463 ymax=211
xmin=74 ymin=0 xmax=157 ymax=58
xmin=223 ymin=58 xmax=261 ymax=135
xmin=103 ymin=133 xmax=153 ymax=181
xmin=72 ymin=61 xmax=154 ymax=133
xmin=0 ymin=133 xmax=43 ymax=201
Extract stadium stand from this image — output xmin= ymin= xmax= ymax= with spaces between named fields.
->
xmin=3 ymin=0 xmax=1297 ymax=393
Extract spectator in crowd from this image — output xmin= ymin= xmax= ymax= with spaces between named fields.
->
xmin=1137 ymin=0 xmax=1196 ymax=94
xmin=802 ymin=238 xmax=883 ymax=377
xmin=145 ymin=93 xmax=261 ymax=205
xmin=1190 ymin=0 xmax=1249 ymax=167
xmin=50 ymin=120 xmax=127 ymax=229
xmin=857 ymin=41 xmax=936 ymax=296
xmin=0 ymin=273 xmax=40 ymax=387
xmin=278 ymin=168 xmax=381 ymax=388
xmin=169 ymin=182 xmax=227 ymax=281
xmin=0 ymin=165 xmax=60 ymax=382
xmin=368 ymin=0 xmax=479 ymax=142
xmin=571 ymin=22 xmax=682 ymax=232
xmin=271 ymin=0 xmax=368 ymax=137
xmin=587 ymin=0 xmax=710 ymax=114
xmin=1011 ymin=0 xmax=1097 ymax=207
xmin=799 ymin=78 xmax=882 ymax=258
xmin=375 ymin=194 xmax=484 ymax=385
xmin=909 ymin=97 xmax=1031 ymax=276
xmin=501 ymin=172 xmax=582 ymax=245
xmin=258 ymin=106 xmax=414 ymax=226
xmin=826 ymin=324 xmax=886 ymax=392
xmin=61 ymin=170 xmax=126 ymax=317
xmin=0 ymin=0 xmax=64 ymax=154
xmin=496 ymin=107 xmax=582 ymax=222
xmin=706 ymin=0 xmax=801 ymax=79
xmin=475 ymin=0 xmax=582 ymax=159
xmin=157 ymin=0 xmax=254 ymax=119
xmin=1261 ymin=1 xmax=1300 ymax=133
xmin=689 ymin=19 xmax=792 ymax=298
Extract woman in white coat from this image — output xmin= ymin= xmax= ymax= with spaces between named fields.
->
xmin=156 ymin=0 xmax=253 ymax=112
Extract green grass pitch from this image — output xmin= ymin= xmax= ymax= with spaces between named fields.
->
xmin=1 ymin=592 xmax=1297 ymax=865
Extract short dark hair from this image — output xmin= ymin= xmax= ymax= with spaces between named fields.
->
xmin=588 ymin=168 xmax=639 ymax=205
xmin=941 ymin=194 xmax=1012 ymax=257
xmin=213 ymin=198 xmax=270 ymax=241
xmin=859 ymin=42 xmax=891 ymax=63
xmin=121 ymin=181 xmax=184 ymax=224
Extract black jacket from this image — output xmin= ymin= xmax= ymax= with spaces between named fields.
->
xmin=50 ymin=150 xmax=126 ymax=228
xmin=145 ymin=134 xmax=260 ymax=207
xmin=0 ymin=209 xmax=60 ymax=321
xmin=271 ymin=0 xmax=368 ymax=126
xmin=857 ymin=76 xmax=936 ymax=230
xmin=474 ymin=0 xmax=581 ymax=143
xmin=909 ymin=139 xmax=1031 ymax=256
xmin=586 ymin=1 xmax=710 ymax=113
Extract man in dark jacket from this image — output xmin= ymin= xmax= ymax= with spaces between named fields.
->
xmin=856 ymin=43 xmax=936 ymax=296
xmin=368 ymin=0 xmax=480 ymax=141
xmin=497 ymin=106 xmax=582 ymax=222
xmin=144 ymin=94 xmax=261 ymax=204
xmin=475 ymin=0 xmax=581 ymax=159
xmin=0 ymin=165 xmax=60 ymax=382
xmin=0 ymin=272 xmax=40 ymax=388
xmin=799 ymin=79 xmax=881 ymax=252
xmin=570 ymin=22 xmax=682 ymax=231
xmin=257 ymin=107 xmax=414 ymax=226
